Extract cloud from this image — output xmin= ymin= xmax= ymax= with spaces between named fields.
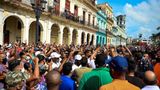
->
xmin=124 ymin=0 xmax=160 ymax=39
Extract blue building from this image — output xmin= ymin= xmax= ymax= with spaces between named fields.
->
xmin=96 ymin=9 xmax=107 ymax=46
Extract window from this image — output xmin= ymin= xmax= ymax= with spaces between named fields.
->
xmin=83 ymin=11 xmax=86 ymax=24
xmin=93 ymin=17 xmax=95 ymax=26
xmin=74 ymin=5 xmax=78 ymax=16
xmin=88 ymin=14 xmax=91 ymax=25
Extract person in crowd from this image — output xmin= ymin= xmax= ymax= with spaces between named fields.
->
xmin=0 ymin=41 xmax=158 ymax=90
xmin=72 ymin=57 xmax=92 ymax=84
xmin=59 ymin=62 xmax=76 ymax=90
xmin=72 ymin=54 xmax=82 ymax=71
xmin=46 ymin=70 xmax=61 ymax=90
xmin=50 ymin=52 xmax=61 ymax=70
xmin=5 ymin=60 xmax=30 ymax=89
xmin=154 ymin=54 xmax=160 ymax=86
xmin=0 ymin=53 xmax=8 ymax=90
xmin=126 ymin=59 xmax=145 ymax=88
xmin=79 ymin=54 xmax=112 ymax=90
xmin=138 ymin=53 xmax=153 ymax=72
xmin=104 ymin=48 xmax=112 ymax=65
xmin=100 ymin=56 xmax=140 ymax=90
xmin=142 ymin=71 xmax=160 ymax=90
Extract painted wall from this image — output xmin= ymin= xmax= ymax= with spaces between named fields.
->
xmin=96 ymin=10 xmax=107 ymax=45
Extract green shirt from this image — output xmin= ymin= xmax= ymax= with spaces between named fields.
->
xmin=78 ymin=67 xmax=113 ymax=90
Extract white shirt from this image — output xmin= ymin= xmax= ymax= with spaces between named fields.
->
xmin=51 ymin=58 xmax=62 ymax=69
xmin=142 ymin=85 xmax=160 ymax=90
xmin=87 ymin=58 xmax=96 ymax=69
xmin=52 ymin=62 xmax=60 ymax=69
xmin=72 ymin=64 xmax=81 ymax=72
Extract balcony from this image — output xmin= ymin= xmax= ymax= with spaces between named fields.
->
xmin=48 ymin=6 xmax=60 ymax=16
xmin=2 ymin=0 xmax=34 ymax=11
xmin=80 ymin=20 xmax=98 ymax=29
xmin=3 ymin=0 xmax=22 ymax=5
xmin=107 ymin=17 xmax=114 ymax=25
xmin=59 ymin=10 xmax=98 ymax=30
xmin=98 ymin=28 xmax=106 ymax=34
xmin=83 ymin=0 xmax=98 ymax=11
xmin=106 ymin=28 xmax=113 ymax=35
xmin=89 ymin=0 xmax=96 ymax=5
xmin=61 ymin=10 xmax=80 ymax=23
xmin=3 ymin=0 xmax=22 ymax=2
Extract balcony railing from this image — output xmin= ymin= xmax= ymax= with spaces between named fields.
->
xmin=88 ymin=0 xmax=96 ymax=5
xmin=106 ymin=28 xmax=113 ymax=35
xmin=59 ymin=10 xmax=98 ymax=29
xmin=61 ymin=10 xmax=80 ymax=22
xmin=98 ymin=28 xmax=106 ymax=33
xmin=80 ymin=20 xmax=98 ymax=29
xmin=107 ymin=17 xmax=114 ymax=23
xmin=4 ymin=0 xmax=22 ymax=2
xmin=48 ymin=6 xmax=60 ymax=16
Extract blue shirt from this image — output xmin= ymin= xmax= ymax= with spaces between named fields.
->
xmin=59 ymin=75 xmax=76 ymax=90
xmin=105 ymin=55 xmax=112 ymax=64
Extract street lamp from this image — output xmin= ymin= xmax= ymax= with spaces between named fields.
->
xmin=30 ymin=0 xmax=47 ymax=45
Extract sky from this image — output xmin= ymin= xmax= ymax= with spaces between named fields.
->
xmin=97 ymin=0 xmax=160 ymax=39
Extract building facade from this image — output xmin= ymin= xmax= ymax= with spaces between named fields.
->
xmin=111 ymin=15 xmax=127 ymax=46
xmin=96 ymin=8 xmax=107 ymax=46
xmin=0 ymin=0 xmax=98 ymax=45
xmin=116 ymin=15 xmax=127 ymax=45
xmin=97 ymin=3 xmax=114 ymax=46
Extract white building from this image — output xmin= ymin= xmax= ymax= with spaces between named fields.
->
xmin=0 ymin=0 xmax=98 ymax=45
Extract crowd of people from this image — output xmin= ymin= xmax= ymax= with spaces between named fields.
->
xmin=0 ymin=42 xmax=159 ymax=90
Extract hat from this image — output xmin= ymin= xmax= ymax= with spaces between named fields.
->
xmin=50 ymin=52 xmax=61 ymax=58
xmin=6 ymin=44 xmax=12 ymax=48
xmin=75 ymin=54 xmax=82 ymax=61
xmin=35 ymin=51 xmax=41 ymax=56
xmin=110 ymin=56 xmax=128 ymax=72
xmin=5 ymin=71 xmax=30 ymax=87
xmin=34 ymin=47 xmax=40 ymax=51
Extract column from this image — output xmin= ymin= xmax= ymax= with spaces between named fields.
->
xmin=58 ymin=25 xmax=64 ymax=45
xmin=104 ymin=37 xmax=106 ymax=45
xmin=90 ymin=15 xmax=93 ymax=25
xmin=39 ymin=21 xmax=45 ymax=43
xmin=89 ymin=34 xmax=92 ymax=45
xmin=93 ymin=34 xmax=96 ymax=46
xmin=70 ymin=2 xmax=74 ymax=13
xmin=0 ymin=8 xmax=4 ymax=45
xmin=0 ymin=23 xmax=3 ymax=45
xmin=46 ymin=21 xmax=52 ymax=44
xmin=68 ymin=28 xmax=73 ymax=45
xmin=60 ymin=0 xmax=66 ymax=13
xmin=77 ymin=30 xmax=82 ymax=45
xmin=84 ymin=32 xmax=87 ymax=44
xmin=41 ymin=20 xmax=48 ymax=43
xmin=23 ymin=16 xmax=30 ymax=44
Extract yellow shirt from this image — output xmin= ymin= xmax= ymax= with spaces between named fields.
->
xmin=154 ymin=63 xmax=160 ymax=86
xmin=99 ymin=79 xmax=140 ymax=90
xmin=74 ymin=67 xmax=92 ymax=83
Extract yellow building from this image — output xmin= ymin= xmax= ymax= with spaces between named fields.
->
xmin=97 ymin=3 xmax=114 ymax=46
xmin=0 ymin=0 xmax=98 ymax=45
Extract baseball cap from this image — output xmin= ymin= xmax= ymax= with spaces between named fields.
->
xmin=50 ymin=52 xmax=61 ymax=59
xmin=35 ymin=51 xmax=41 ymax=56
xmin=75 ymin=54 xmax=82 ymax=61
xmin=109 ymin=56 xmax=128 ymax=72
